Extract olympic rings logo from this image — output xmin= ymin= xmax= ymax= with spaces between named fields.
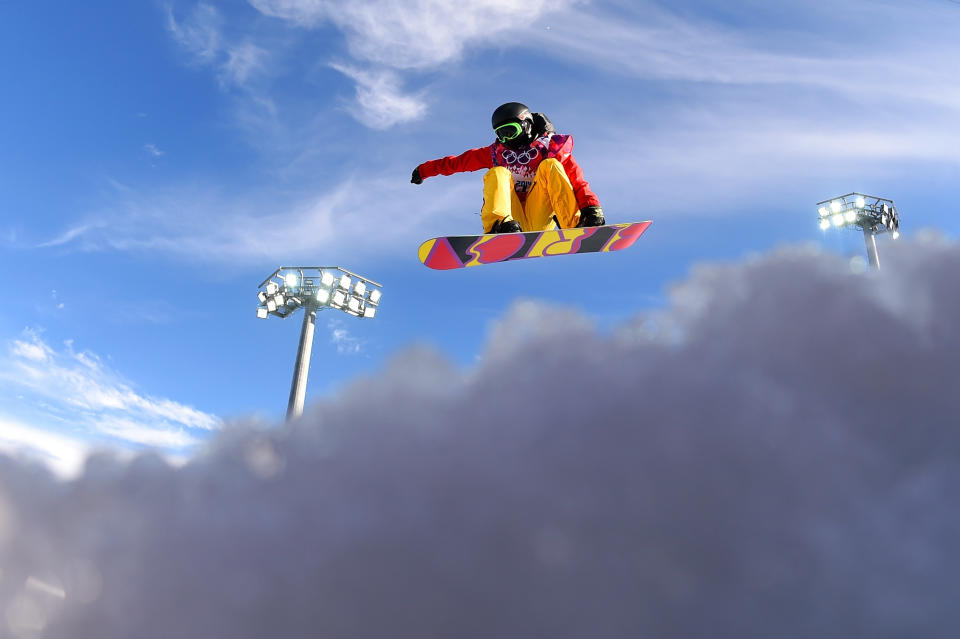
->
xmin=501 ymin=147 xmax=539 ymax=165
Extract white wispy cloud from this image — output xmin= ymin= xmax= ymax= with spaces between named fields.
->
xmin=144 ymin=144 xmax=165 ymax=157
xmin=0 ymin=330 xmax=219 ymax=456
xmin=96 ymin=416 xmax=199 ymax=449
xmin=327 ymin=319 xmax=362 ymax=354
xmin=510 ymin=0 xmax=960 ymax=214
xmin=527 ymin=1 xmax=960 ymax=112
xmin=51 ymin=290 xmax=65 ymax=311
xmin=38 ymin=168 xmax=476 ymax=263
xmin=330 ymin=64 xmax=426 ymax=129
xmin=11 ymin=336 xmax=51 ymax=362
xmin=36 ymin=222 xmax=108 ymax=249
xmin=343 ymin=0 xmax=516 ymax=68
xmin=167 ymin=3 xmax=270 ymax=90
xmin=251 ymin=0 xmax=558 ymax=69
xmin=249 ymin=0 xmax=564 ymax=128
xmin=577 ymin=109 xmax=960 ymax=216
xmin=223 ymin=41 xmax=269 ymax=86
xmin=167 ymin=3 xmax=221 ymax=63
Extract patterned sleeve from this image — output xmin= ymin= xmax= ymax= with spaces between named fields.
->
xmin=417 ymin=145 xmax=495 ymax=179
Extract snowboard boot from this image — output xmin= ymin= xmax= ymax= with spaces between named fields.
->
xmin=489 ymin=218 xmax=522 ymax=234
xmin=577 ymin=206 xmax=605 ymax=227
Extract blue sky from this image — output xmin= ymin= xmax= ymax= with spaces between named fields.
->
xmin=2 ymin=0 xmax=959 ymax=475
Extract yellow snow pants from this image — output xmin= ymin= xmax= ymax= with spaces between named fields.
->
xmin=481 ymin=158 xmax=582 ymax=232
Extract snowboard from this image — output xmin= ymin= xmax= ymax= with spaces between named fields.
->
xmin=418 ymin=221 xmax=651 ymax=270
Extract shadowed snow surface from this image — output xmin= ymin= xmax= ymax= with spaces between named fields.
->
xmin=1 ymin=235 xmax=958 ymax=638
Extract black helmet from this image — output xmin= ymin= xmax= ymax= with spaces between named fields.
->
xmin=491 ymin=102 xmax=535 ymax=148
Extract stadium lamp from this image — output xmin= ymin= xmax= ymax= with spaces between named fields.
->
xmin=816 ymin=193 xmax=900 ymax=271
xmin=256 ymin=266 xmax=383 ymax=421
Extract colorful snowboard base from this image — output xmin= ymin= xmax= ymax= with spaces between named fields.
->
xmin=418 ymin=221 xmax=651 ymax=270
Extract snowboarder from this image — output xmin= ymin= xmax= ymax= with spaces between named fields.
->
xmin=410 ymin=102 xmax=606 ymax=234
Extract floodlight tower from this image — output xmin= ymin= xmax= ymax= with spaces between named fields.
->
xmin=256 ymin=266 xmax=383 ymax=421
xmin=816 ymin=193 xmax=900 ymax=271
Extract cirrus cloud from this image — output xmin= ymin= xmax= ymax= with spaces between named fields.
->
xmin=0 ymin=331 xmax=220 ymax=471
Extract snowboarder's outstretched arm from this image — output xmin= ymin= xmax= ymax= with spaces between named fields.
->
xmin=411 ymin=146 xmax=495 ymax=184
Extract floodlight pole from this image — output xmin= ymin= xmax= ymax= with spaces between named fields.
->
xmin=817 ymin=193 xmax=900 ymax=273
xmin=286 ymin=299 xmax=318 ymax=421
xmin=863 ymin=228 xmax=881 ymax=271
xmin=258 ymin=266 xmax=383 ymax=421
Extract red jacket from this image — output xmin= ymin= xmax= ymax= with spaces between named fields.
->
xmin=417 ymin=134 xmax=600 ymax=209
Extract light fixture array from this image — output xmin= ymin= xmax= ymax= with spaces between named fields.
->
xmin=816 ymin=193 xmax=900 ymax=238
xmin=256 ymin=266 xmax=383 ymax=320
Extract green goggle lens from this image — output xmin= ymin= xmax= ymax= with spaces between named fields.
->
xmin=495 ymin=122 xmax=523 ymax=142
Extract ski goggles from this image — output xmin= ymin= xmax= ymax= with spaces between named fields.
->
xmin=494 ymin=121 xmax=524 ymax=143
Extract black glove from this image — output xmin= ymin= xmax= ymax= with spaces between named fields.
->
xmin=489 ymin=218 xmax=522 ymax=234
xmin=577 ymin=205 xmax=605 ymax=227
xmin=531 ymin=112 xmax=555 ymax=137
xmin=411 ymin=167 xmax=423 ymax=184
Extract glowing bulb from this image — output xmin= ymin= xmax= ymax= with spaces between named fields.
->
xmin=363 ymin=307 xmax=376 ymax=318
xmin=266 ymin=299 xmax=277 ymax=312
xmin=855 ymin=196 xmax=865 ymax=208
xmin=831 ymin=214 xmax=845 ymax=227
xmin=321 ymin=271 xmax=335 ymax=287
xmin=830 ymin=200 xmax=842 ymax=213
xmin=257 ymin=307 xmax=269 ymax=319
xmin=284 ymin=273 xmax=298 ymax=289
xmin=317 ymin=289 xmax=330 ymax=304
xmin=892 ymin=231 xmax=900 ymax=240
xmin=348 ymin=297 xmax=360 ymax=313
xmin=332 ymin=290 xmax=346 ymax=307
xmin=818 ymin=207 xmax=829 ymax=217
xmin=266 ymin=282 xmax=279 ymax=295
xmin=845 ymin=210 xmax=857 ymax=223
xmin=368 ymin=289 xmax=381 ymax=304
xmin=338 ymin=275 xmax=351 ymax=290
xmin=354 ymin=281 xmax=366 ymax=296
xmin=819 ymin=219 xmax=831 ymax=230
